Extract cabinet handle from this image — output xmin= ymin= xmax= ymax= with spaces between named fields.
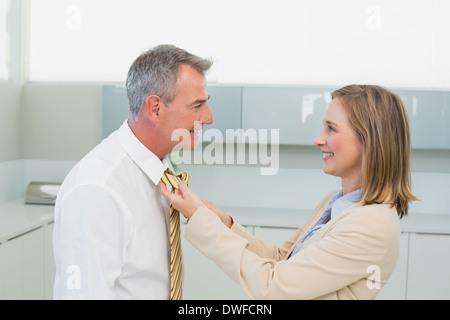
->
xmin=5 ymin=226 xmax=43 ymax=242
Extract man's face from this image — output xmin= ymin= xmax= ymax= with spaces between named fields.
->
xmin=158 ymin=64 xmax=213 ymax=154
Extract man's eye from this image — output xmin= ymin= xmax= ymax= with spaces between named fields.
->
xmin=328 ymin=125 xmax=335 ymax=132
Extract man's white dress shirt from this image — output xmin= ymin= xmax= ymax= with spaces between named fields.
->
xmin=53 ymin=120 xmax=173 ymax=299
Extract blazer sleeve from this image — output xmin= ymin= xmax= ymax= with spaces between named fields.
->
xmin=185 ymin=202 xmax=400 ymax=300
xmin=229 ymin=222 xmax=302 ymax=261
xmin=227 ymin=190 xmax=338 ymax=261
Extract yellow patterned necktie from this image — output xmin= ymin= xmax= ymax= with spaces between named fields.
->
xmin=160 ymin=168 xmax=191 ymax=300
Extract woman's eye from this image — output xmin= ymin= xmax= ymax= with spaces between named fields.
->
xmin=328 ymin=125 xmax=335 ymax=132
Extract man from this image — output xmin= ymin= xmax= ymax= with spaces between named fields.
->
xmin=53 ymin=44 xmax=213 ymax=299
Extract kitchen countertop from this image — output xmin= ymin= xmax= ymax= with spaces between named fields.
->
xmin=195 ymin=206 xmax=450 ymax=235
xmin=219 ymin=206 xmax=310 ymax=228
xmin=1 ymin=198 xmax=450 ymax=243
xmin=0 ymin=198 xmax=54 ymax=243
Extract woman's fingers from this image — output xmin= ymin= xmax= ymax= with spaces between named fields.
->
xmin=159 ymin=181 xmax=171 ymax=198
xmin=178 ymin=181 xmax=189 ymax=193
xmin=159 ymin=180 xmax=203 ymax=219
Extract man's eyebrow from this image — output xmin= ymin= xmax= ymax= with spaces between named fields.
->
xmin=191 ymin=94 xmax=210 ymax=105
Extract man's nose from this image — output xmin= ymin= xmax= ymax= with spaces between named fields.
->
xmin=201 ymin=104 xmax=214 ymax=125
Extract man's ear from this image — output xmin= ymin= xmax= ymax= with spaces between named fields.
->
xmin=144 ymin=95 xmax=162 ymax=123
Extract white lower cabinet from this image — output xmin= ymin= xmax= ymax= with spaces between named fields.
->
xmin=376 ymin=232 xmax=409 ymax=300
xmin=0 ymin=243 xmax=3 ymax=298
xmin=1 ymin=219 xmax=449 ymax=300
xmin=0 ymin=227 xmax=44 ymax=299
xmin=406 ymin=233 xmax=450 ymax=299
xmin=0 ymin=222 xmax=55 ymax=300
xmin=180 ymin=223 xmax=251 ymax=300
xmin=180 ymin=224 xmax=297 ymax=300
xmin=44 ymin=222 xmax=56 ymax=300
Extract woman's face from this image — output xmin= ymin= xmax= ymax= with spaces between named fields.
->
xmin=314 ymin=98 xmax=363 ymax=190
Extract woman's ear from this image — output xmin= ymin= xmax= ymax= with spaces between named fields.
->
xmin=143 ymin=95 xmax=162 ymax=123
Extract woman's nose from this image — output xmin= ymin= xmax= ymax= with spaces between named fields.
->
xmin=314 ymin=130 xmax=326 ymax=147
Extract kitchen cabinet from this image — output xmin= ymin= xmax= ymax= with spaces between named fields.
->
xmin=101 ymin=84 xmax=450 ymax=149
xmin=394 ymin=89 xmax=450 ymax=149
xmin=0 ymin=199 xmax=55 ymax=300
xmin=102 ymin=85 xmax=129 ymax=139
xmin=375 ymin=232 xmax=409 ymax=300
xmin=203 ymin=86 xmax=242 ymax=142
xmin=0 ymin=244 xmax=2 ymax=298
xmin=241 ymin=86 xmax=334 ymax=145
xmin=44 ymin=222 xmax=56 ymax=300
xmin=180 ymin=222 xmax=251 ymax=300
xmin=406 ymin=232 xmax=450 ymax=299
xmin=0 ymin=223 xmax=55 ymax=300
xmin=0 ymin=227 xmax=45 ymax=299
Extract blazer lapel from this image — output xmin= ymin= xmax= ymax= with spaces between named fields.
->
xmin=284 ymin=191 xmax=337 ymax=259
xmin=299 ymin=202 xmax=361 ymax=251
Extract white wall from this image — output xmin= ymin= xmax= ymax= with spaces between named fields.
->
xmin=27 ymin=0 xmax=450 ymax=88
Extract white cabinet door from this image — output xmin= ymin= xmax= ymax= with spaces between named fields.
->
xmin=394 ymin=90 xmax=449 ymax=149
xmin=242 ymin=87 xmax=333 ymax=145
xmin=180 ymin=223 xmax=251 ymax=300
xmin=0 ymin=243 xmax=3 ymax=299
xmin=0 ymin=227 xmax=45 ymax=299
xmin=101 ymin=85 xmax=129 ymax=139
xmin=376 ymin=232 xmax=408 ymax=300
xmin=407 ymin=233 xmax=450 ymax=299
xmin=204 ymin=86 xmax=242 ymax=141
xmin=44 ymin=222 xmax=56 ymax=300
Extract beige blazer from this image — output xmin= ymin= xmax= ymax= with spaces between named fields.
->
xmin=185 ymin=190 xmax=401 ymax=300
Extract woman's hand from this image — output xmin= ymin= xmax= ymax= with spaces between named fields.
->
xmin=160 ymin=182 xmax=233 ymax=227
xmin=160 ymin=181 xmax=203 ymax=220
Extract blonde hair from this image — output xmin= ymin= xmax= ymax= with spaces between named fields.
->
xmin=332 ymin=85 xmax=418 ymax=217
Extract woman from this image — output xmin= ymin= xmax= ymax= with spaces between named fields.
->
xmin=160 ymin=84 xmax=418 ymax=300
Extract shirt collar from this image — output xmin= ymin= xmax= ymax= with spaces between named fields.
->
xmin=330 ymin=188 xmax=362 ymax=220
xmin=117 ymin=120 xmax=170 ymax=185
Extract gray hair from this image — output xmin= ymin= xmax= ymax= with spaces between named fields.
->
xmin=126 ymin=44 xmax=213 ymax=122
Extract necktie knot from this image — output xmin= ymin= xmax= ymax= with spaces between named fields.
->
xmin=161 ymin=169 xmax=191 ymax=191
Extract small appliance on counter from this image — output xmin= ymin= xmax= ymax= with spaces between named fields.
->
xmin=25 ymin=181 xmax=61 ymax=205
